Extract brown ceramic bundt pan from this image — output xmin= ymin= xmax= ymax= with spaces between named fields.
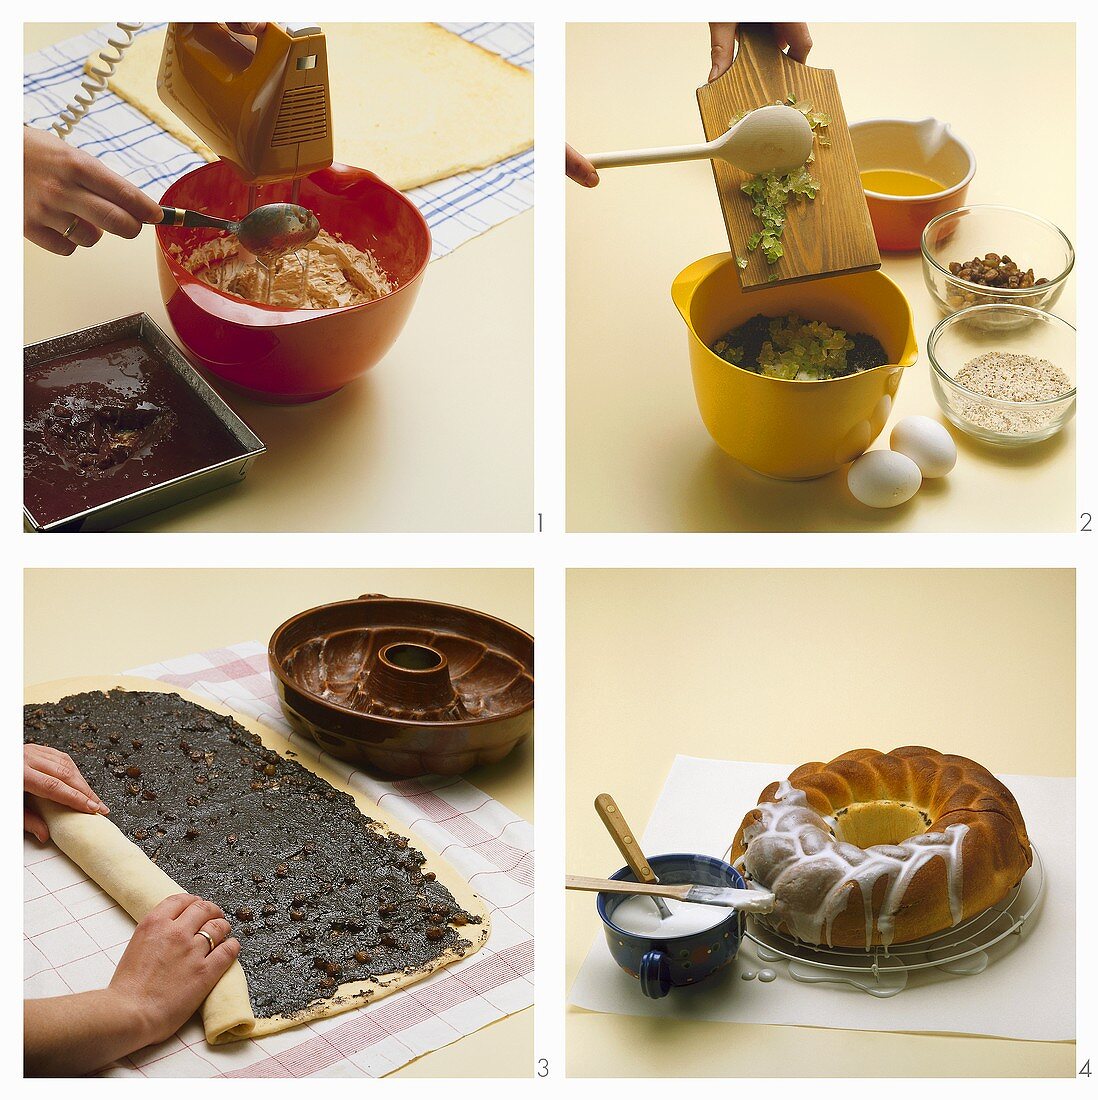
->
xmin=268 ymin=594 xmax=534 ymax=777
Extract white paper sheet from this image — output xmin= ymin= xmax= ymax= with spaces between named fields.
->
xmin=569 ymin=756 xmax=1074 ymax=1041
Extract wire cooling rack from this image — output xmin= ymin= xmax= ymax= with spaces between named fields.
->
xmin=743 ymin=843 xmax=1044 ymax=990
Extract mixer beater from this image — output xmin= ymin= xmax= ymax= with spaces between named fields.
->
xmin=157 ymin=23 xmax=334 ymax=304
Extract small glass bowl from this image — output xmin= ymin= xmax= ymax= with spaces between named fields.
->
xmin=927 ymin=304 xmax=1075 ymax=446
xmin=921 ymin=205 xmax=1074 ymax=318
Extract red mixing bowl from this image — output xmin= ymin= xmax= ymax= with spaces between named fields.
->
xmin=155 ymin=161 xmax=431 ymax=403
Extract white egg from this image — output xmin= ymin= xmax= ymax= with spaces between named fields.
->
xmin=848 ymin=450 xmax=922 ymax=508
xmin=889 ymin=416 xmax=957 ymax=478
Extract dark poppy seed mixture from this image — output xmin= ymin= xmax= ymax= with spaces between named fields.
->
xmin=23 ymin=690 xmax=480 ymax=1019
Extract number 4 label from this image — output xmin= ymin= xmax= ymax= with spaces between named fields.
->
xmin=1080 ymin=1059 xmax=1091 ymax=1077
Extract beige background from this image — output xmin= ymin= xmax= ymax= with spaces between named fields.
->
xmin=24 ymin=567 xmax=533 ymax=1077
xmin=567 ymin=569 xmax=1075 ymax=1076
xmin=24 ymin=24 xmax=532 ymax=533
xmin=566 ymin=23 xmax=1076 ymax=531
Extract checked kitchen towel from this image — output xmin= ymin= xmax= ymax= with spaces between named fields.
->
xmin=23 ymin=641 xmax=533 ymax=1077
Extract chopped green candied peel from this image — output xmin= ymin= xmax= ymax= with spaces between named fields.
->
xmin=709 ymin=313 xmax=888 ymax=381
xmin=732 ymin=100 xmax=830 ymax=269
xmin=757 ymin=315 xmax=850 ymax=379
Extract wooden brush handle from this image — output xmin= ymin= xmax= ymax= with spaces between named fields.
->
xmin=566 ymin=875 xmax=688 ymax=899
xmin=594 ymin=793 xmax=658 ymax=884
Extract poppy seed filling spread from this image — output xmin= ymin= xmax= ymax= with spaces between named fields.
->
xmin=23 ymin=690 xmax=480 ymax=1019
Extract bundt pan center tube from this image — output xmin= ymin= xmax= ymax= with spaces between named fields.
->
xmin=363 ymin=642 xmax=467 ymax=721
xmin=731 ymin=746 xmax=1032 ymax=949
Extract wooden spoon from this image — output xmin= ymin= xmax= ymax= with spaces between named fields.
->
xmin=589 ymin=104 xmax=813 ymax=176
xmin=594 ymin=793 xmax=672 ymax=920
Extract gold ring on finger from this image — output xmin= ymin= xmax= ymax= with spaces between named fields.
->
xmin=195 ymin=929 xmax=215 ymax=955
xmin=62 ymin=217 xmax=79 ymax=240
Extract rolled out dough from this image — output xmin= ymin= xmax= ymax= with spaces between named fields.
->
xmin=89 ymin=23 xmax=533 ymax=191
xmin=25 ymin=676 xmax=490 ymax=1046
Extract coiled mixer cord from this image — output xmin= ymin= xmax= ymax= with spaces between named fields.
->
xmin=51 ymin=21 xmax=144 ymax=139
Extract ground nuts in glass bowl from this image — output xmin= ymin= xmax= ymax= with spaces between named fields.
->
xmin=927 ymin=304 xmax=1075 ymax=446
xmin=921 ymin=205 xmax=1074 ymax=319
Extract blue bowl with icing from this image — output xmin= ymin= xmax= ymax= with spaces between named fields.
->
xmin=596 ymin=853 xmax=746 ymax=999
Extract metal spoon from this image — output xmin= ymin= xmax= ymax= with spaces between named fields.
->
xmin=588 ymin=103 xmax=813 ymax=176
xmin=158 ymin=202 xmax=321 ymax=263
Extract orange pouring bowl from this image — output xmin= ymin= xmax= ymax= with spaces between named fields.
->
xmin=850 ymin=118 xmax=976 ymax=253
xmin=155 ymin=161 xmax=431 ymax=404
xmin=671 ymin=254 xmax=918 ymax=480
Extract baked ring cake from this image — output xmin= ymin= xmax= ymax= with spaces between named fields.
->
xmin=731 ymin=747 xmax=1032 ymax=949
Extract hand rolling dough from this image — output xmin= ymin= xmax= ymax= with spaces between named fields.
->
xmin=25 ymin=676 xmax=490 ymax=1046
xmin=88 ymin=23 xmax=533 ymax=190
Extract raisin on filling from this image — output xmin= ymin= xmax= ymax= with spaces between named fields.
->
xmin=24 ymin=690 xmax=480 ymax=1019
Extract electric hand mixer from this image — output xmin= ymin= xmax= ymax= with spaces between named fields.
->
xmin=156 ymin=23 xmax=334 ymax=298
xmin=55 ymin=23 xmax=333 ymax=289
xmin=50 ymin=22 xmax=432 ymax=402
xmin=157 ymin=23 xmax=334 ymax=208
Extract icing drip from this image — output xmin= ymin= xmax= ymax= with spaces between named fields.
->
xmin=741 ymin=780 xmax=969 ymax=948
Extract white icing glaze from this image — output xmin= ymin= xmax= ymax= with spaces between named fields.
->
xmin=740 ymin=969 xmax=758 ymax=981
xmin=610 ymin=894 xmax=729 ymax=937
xmin=741 ymin=780 xmax=969 ymax=949
xmin=929 ymin=947 xmax=989 ymax=975
xmin=757 ymin=968 xmax=778 ymax=982
xmin=786 ymin=959 xmax=908 ymax=998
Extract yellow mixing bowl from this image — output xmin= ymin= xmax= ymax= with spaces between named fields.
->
xmin=672 ymin=255 xmax=918 ymax=479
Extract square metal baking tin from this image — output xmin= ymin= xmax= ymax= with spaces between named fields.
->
xmin=24 ymin=313 xmax=266 ymax=533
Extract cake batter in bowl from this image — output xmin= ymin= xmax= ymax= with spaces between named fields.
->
xmin=156 ymin=161 xmax=431 ymax=403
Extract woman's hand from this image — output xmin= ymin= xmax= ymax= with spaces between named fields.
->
xmin=566 ymin=143 xmax=599 ymax=188
xmin=24 ymin=744 xmax=108 ymax=842
xmin=23 ymin=126 xmax=163 ymax=256
xmin=24 ymin=894 xmax=240 ymax=1075
xmin=708 ymin=23 xmax=812 ymax=82
xmin=108 ymin=894 xmax=241 ymax=1049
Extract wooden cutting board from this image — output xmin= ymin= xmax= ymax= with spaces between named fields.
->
xmin=697 ymin=25 xmax=880 ymax=291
